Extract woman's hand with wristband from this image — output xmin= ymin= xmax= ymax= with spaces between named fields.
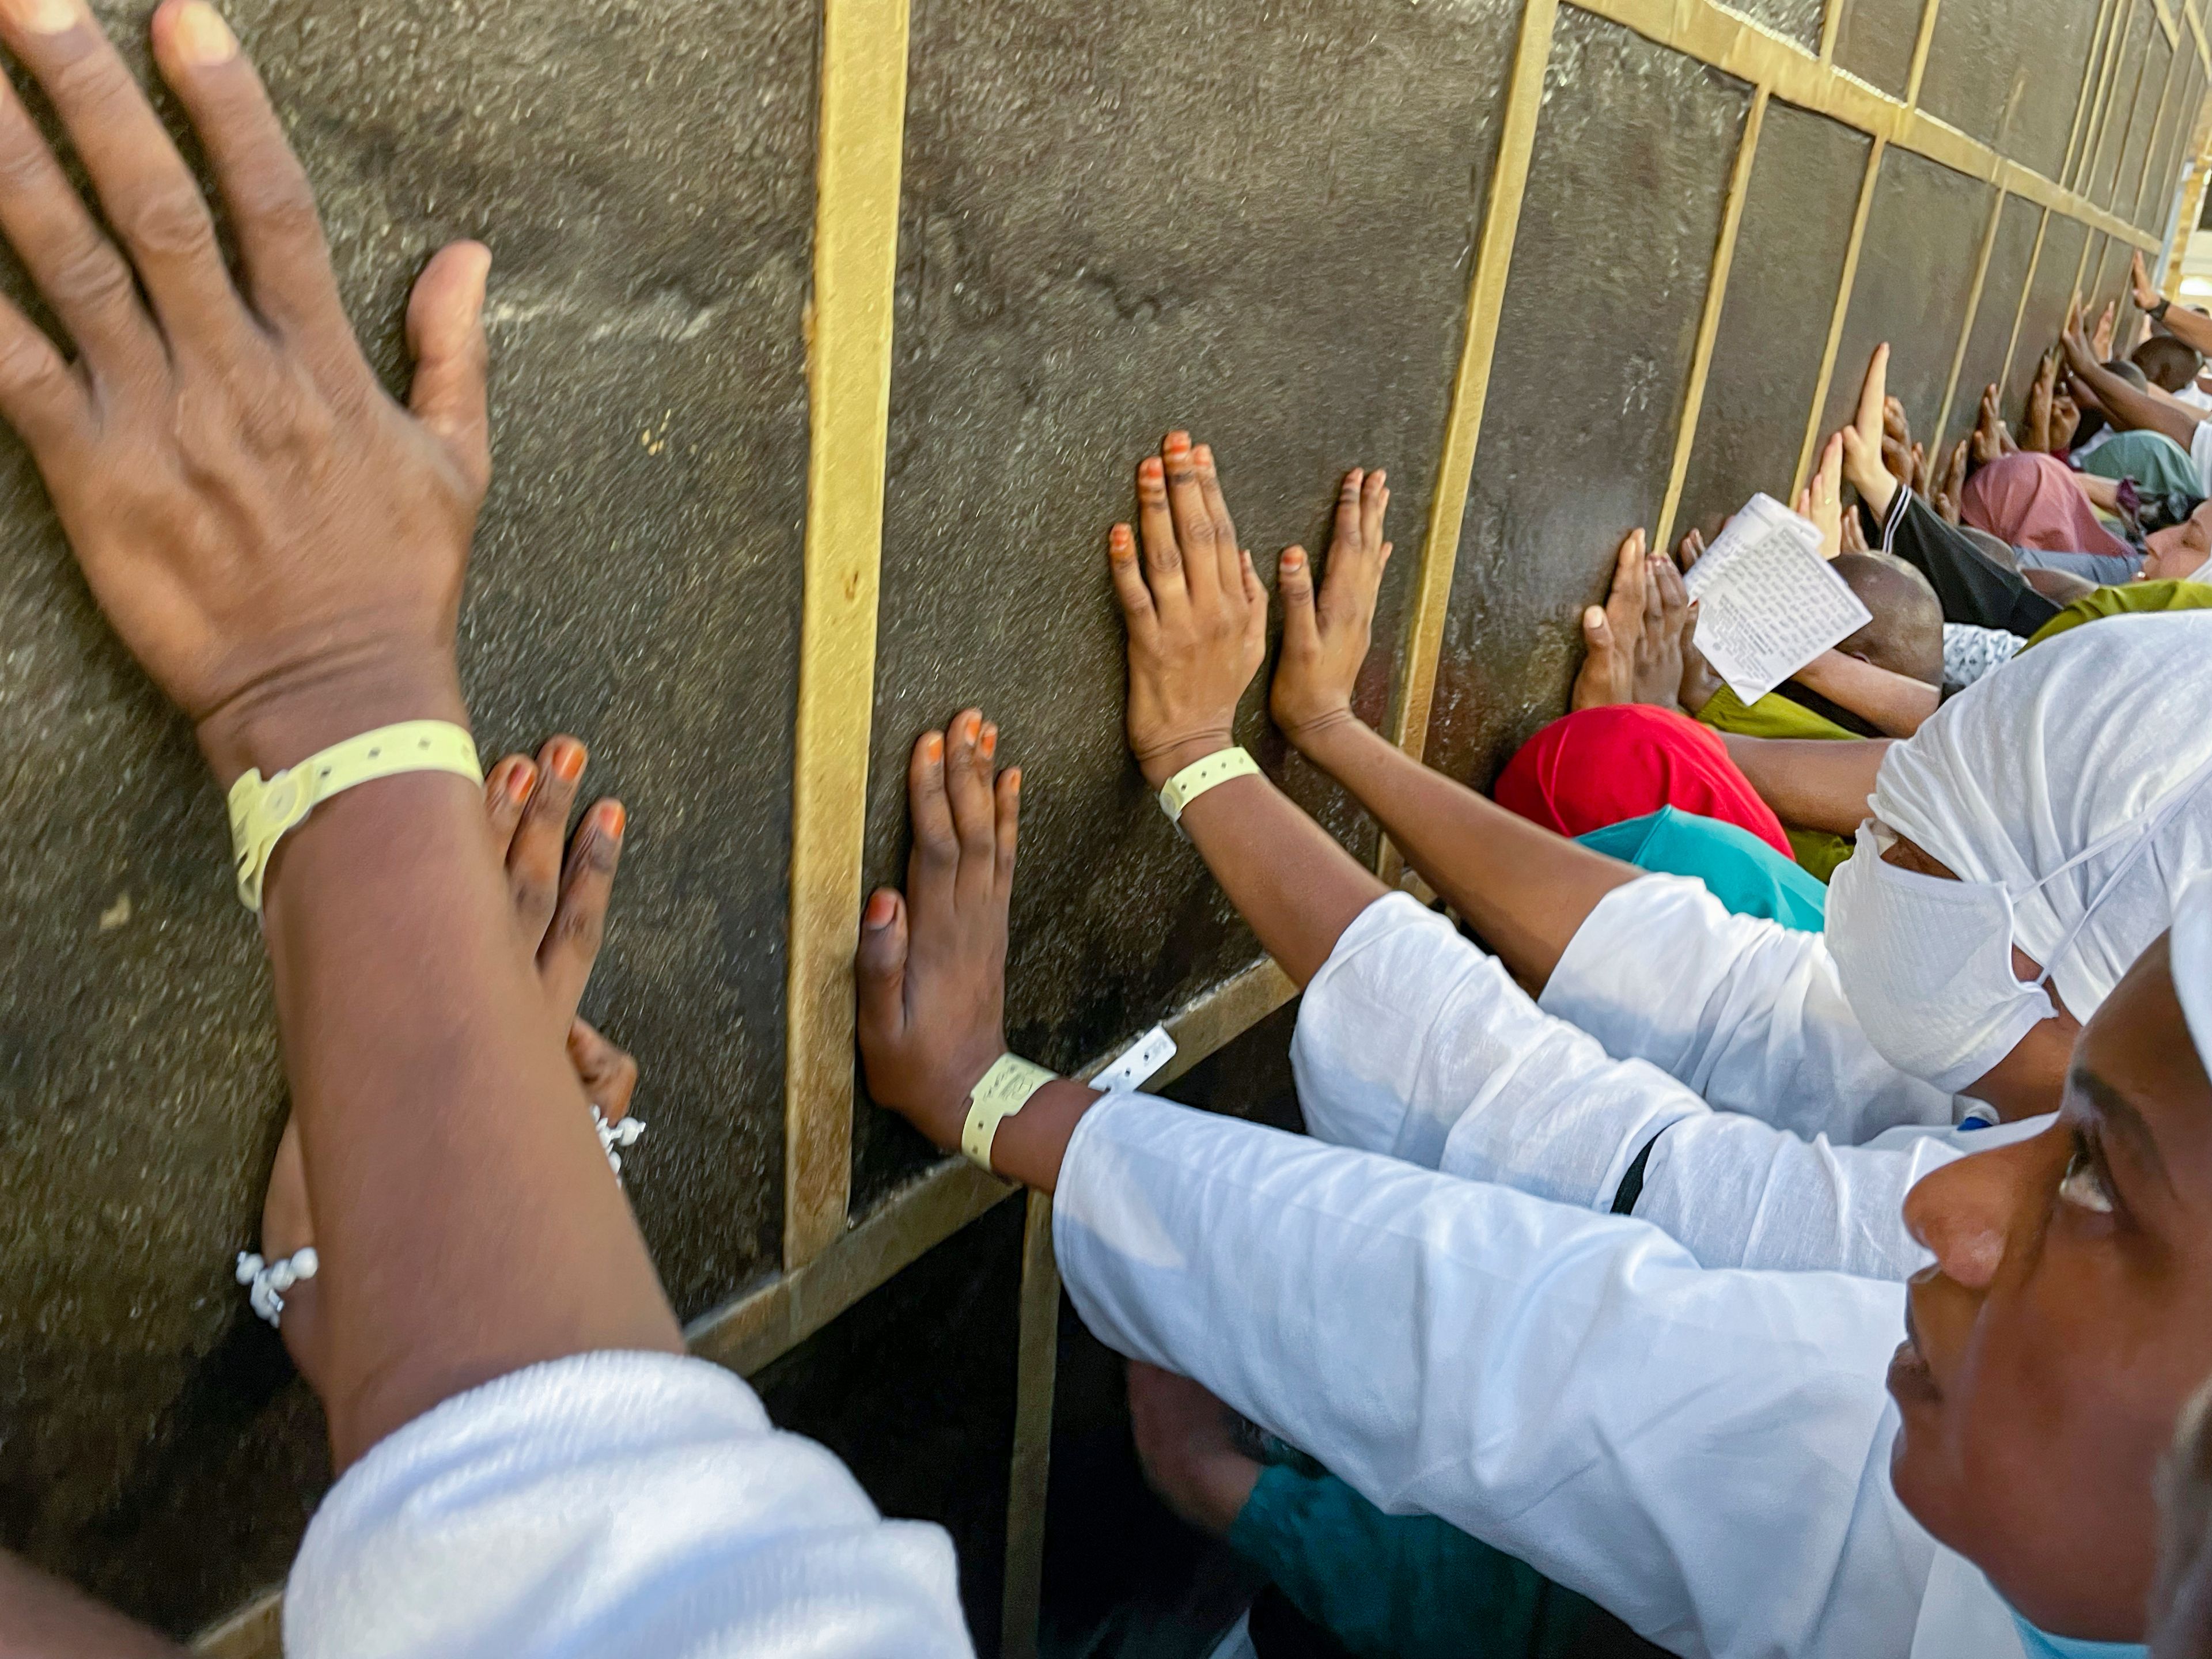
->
xmin=858 ymin=710 xmax=1028 ymax=1153
xmin=1107 ymin=431 xmax=1268 ymax=790
xmin=0 ymin=0 xmax=493 ymax=786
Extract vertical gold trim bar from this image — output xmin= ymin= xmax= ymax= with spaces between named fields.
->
xmin=782 ymin=0 xmax=912 ymax=1271
xmin=1793 ymin=137 xmax=1885 ymax=498
xmin=2066 ymin=0 xmax=2124 ymax=185
xmin=1934 ymin=187 xmax=2006 ymax=442
xmin=999 ymin=1191 xmax=1060 ymax=1659
xmin=1903 ymin=0 xmax=1942 ymax=107
xmin=1656 ymin=87 xmax=1767 ymax=554
xmin=1383 ymin=0 xmax=1560 ymax=763
xmin=2078 ymin=0 xmax=2135 ymax=191
xmin=1819 ymin=0 xmax=1844 ymax=63
xmin=1998 ymin=206 xmax=2051 ymax=404
xmin=2132 ymin=38 xmax=2186 ymax=220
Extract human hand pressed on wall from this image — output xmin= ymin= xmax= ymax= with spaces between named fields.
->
xmin=1271 ymin=466 xmax=1392 ymax=747
xmin=0 ymin=0 xmax=492 ymax=786
xmin=2060 ymin=296 xmax=2099 ymax=375
xmin=1108 ymin=433 xmax=1268 ymax=791
xmin=1840 ymin=343 xmax=1899 ymax=518
xmin=1671 ymin=529 xmax=1723 ymax=714
xmin=1797 ymin=429 xmax=1846 ymax=558
xmin=1972 ymin=381 xmax=2016 ymax=465
xmin=2092 ymin=298 xmax=2118 ymax=362
xmin=1933 ymin=439 xmax=1968 ymax=524
xmin=260 ymin=737 xmax=634 ymax=1393
xmin=2133 ymin=250 xmax=2166 ymax=315
xmin=855 ymin=712 xmax=1021 ymax=1150
xmin=2025 ymin=350 xmax=2059 ymax=452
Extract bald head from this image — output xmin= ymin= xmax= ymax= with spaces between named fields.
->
xmin=1831 ymin=552 xmax=1944 ymax=686
xmin=2137 ymin=335 xmax=2202 ymax=394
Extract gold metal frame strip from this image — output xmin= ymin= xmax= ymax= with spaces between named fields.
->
xmin=2078 ymin=0 xmax=2136 ymax=191
xmin=1655 ymin=86 xmax=1768 ymax=554
xmin=1574 ymin=0 xmax=2158 ymax=251
xmin=1933 ymin=184 xmax=2008 ymax=444
xmin=1794 ymin=136 xmax=1884 ymax=499
xmin=2189 ymin=0 xmax=2211 ymax=72
xmin=1903 ymin=0 xmax=1942 ymax=107
xmin=780 ymin=0 xmax=913 ymax=1272
xmin=2159 ymin=0 xmax=2183 ymax=50
xmin=1998 ymin=206 xmax=2051 ymax=405
xmin=1384 ymin=0 xmax=1560 ymax=766
xmin=2065 ymin=0 xmax=2126 ymax=186
xmin=2091 ymin=2 xmax=2153 ymax=205
xmin=2133 ymin=37 xmax=2187 ymax=222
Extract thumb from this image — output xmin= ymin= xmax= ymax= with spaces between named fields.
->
xmin=407 ymin=240 xmax=493 ymax=498
xmin=1280 ymin=546 xmax=1321 ymax=648
xmin=1582 ymin=605 xmax=1609 ymax=649
xmin=855 ymin=888 xmax=911 ymax=1052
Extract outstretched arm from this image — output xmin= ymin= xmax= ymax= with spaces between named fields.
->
xmin=1104 ymin=433 xmax=1391 ymax=987
xmin=2062 ymin=300 xmax=2200 ymax=449
xmin=2134 ymin=251 xmax=2212 ymax=358
xmin=1717 ymin=734 xmax=1888 ymax=835
xmin=0 ymin=1 xmax=681 ymax=1469
xmin=1267 ymin=468 xmax=1639 ymax=988
xmin=1789 ymin=651 xmax=1940 ymax=738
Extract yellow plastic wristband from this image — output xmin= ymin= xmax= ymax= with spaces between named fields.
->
xmin=959 ymin=1052 xmax=1059 ymax=1172
xmin=226 ymin=719 xmax=483 ymax=912
xmin=1157 ymin=745 xmax=1260 ymax=825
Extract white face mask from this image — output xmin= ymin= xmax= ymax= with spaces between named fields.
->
xmin=1825 ymin=821 xmax=2056 ymax=1095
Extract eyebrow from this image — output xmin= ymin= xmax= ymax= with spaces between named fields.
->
xmin=2075 ymin=1067 xmax=2177 ymax=1199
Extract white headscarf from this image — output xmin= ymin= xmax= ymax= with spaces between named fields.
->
xmin=1869 ymin=611 xmax=2212 ymax=1025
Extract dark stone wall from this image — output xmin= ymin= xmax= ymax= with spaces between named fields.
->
xmin=1942 ymin=192 xmax=2046 ymax=449
xmin=1422 ymin=10 xmax=1751 ymax=787
xmin=0 ymin=0 xmax=2181 ymax=1642
xmin=1677 ymin=101 xmax=1873 ymax=536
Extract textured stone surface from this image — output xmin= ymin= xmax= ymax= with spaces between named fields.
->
xmin=2088 ymin=2 xmax=2157 ymax=208
xmin=1918 ymin=0 xmax=2102 ymax=182
xmin=2114 ymin=30 xmax=2176 ymax=214
xmin=2007 ymin=213 xmax=2092 ymax=410
xmin=1929 ymin=0 xmax=2097 ymax=180
xmin=1423 ymin=12 xmax=1750 ymax=788
xmin=756 ymin=1195 xmax=1025 ymax=1655
xmin=2135 ymin=50 xmax=2198 ymax=229
xmin=1677 ymin=103 xmax=1874 ymax=536
xmin=3 ymin=0 xmax=814 ymax=1632
xmin=1941 ymin=193 xmax=2046 ymax=449
xmin=1817 ymin=148 xmax=1996 ymax=444
xmin=859 ymin=0 xmax=1523 ymax=1209
xmin=1832 ymin=0 xmax=1923 ymax=97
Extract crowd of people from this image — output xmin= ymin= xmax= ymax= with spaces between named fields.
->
xmin=4 ymin=3 xmax=2212 ymax=1657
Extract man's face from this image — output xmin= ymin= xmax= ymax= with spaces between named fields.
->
xmin=2143 ymin=502 xmax=2212 ymax=582
xmin=1892 ymin=938 xmax=2212 ymax=1637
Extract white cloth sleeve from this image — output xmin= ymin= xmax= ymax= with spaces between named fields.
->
xmin=283 ymin=1350 xmax=971 ymax=1659
xmin=1053 ymin=1094 xmax=1931 ymax=1659
xmin=1293 ymin=891 xmax=1952 ymax=1276
xmin=1539 ymin=875 xmax=1960 ymax=1138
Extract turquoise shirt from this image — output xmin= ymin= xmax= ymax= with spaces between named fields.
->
xmin=1574 ymin=806 xmax=1828 ymax=931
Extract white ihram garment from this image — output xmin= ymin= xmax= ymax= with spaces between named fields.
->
xmin=283 ymin=1350 xmax=971 ymax=1659
xmin=1052 ymin=1091 xmax=2027 ymax=1657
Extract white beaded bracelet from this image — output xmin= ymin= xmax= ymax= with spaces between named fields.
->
xmin=594 ymin=1106 xmax=646 ymax=1177
xmin=235 ymin=1247 xmax=319 ymax=1328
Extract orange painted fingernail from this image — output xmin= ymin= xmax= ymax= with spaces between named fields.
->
xmin=924 ymin=733 xmax=943 ymax=762
xmin=1165 ymin=430 xmax=1191 ymax=452
xmin=980 ymin=724 xmax=997 ymax=757
xmin=1139 ymin=457 xmax=1162 ymax=479
xmin=1194 ymin=444 xmax=1213 ymax=466
xmin=1282 ymin=548 xmax=1304 ymax=570
xmin=7 ymin=0 xmax=77 ymax=35
xmin=171 ymin=1 xmax=237 ymax=63
xmin=595 ymin=801 xmax=626 ymax=838
xmin=505 ymin=760 xmax=536 ymax=801
xmin=551 ymin=740 xmax=585 ymax=782
xmin=864 ymin=891 xmax=896 ymax=928
xmin=1006 ymin=768 xmax=1022 ymax=793
xmin=1111 ymin=524 xmax=1133 ymax=554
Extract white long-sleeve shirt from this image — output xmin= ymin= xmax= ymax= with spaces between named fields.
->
xmin=1293 ymin=891 xmax=2047 ymax=1279
xmin=1052 ymin=1090 xmax=2028 ymax=1658
xmin=283 ymin=1349 xmax=972 ymax=1658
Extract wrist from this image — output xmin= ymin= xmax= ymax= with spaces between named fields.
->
xmin=1277 ymin=701 xmax=1362 ymax=756
xmin=196 ymin=646 xmax=468 ymax=789
xmin=1135 ymin=730 xmax=1236 ymax=793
